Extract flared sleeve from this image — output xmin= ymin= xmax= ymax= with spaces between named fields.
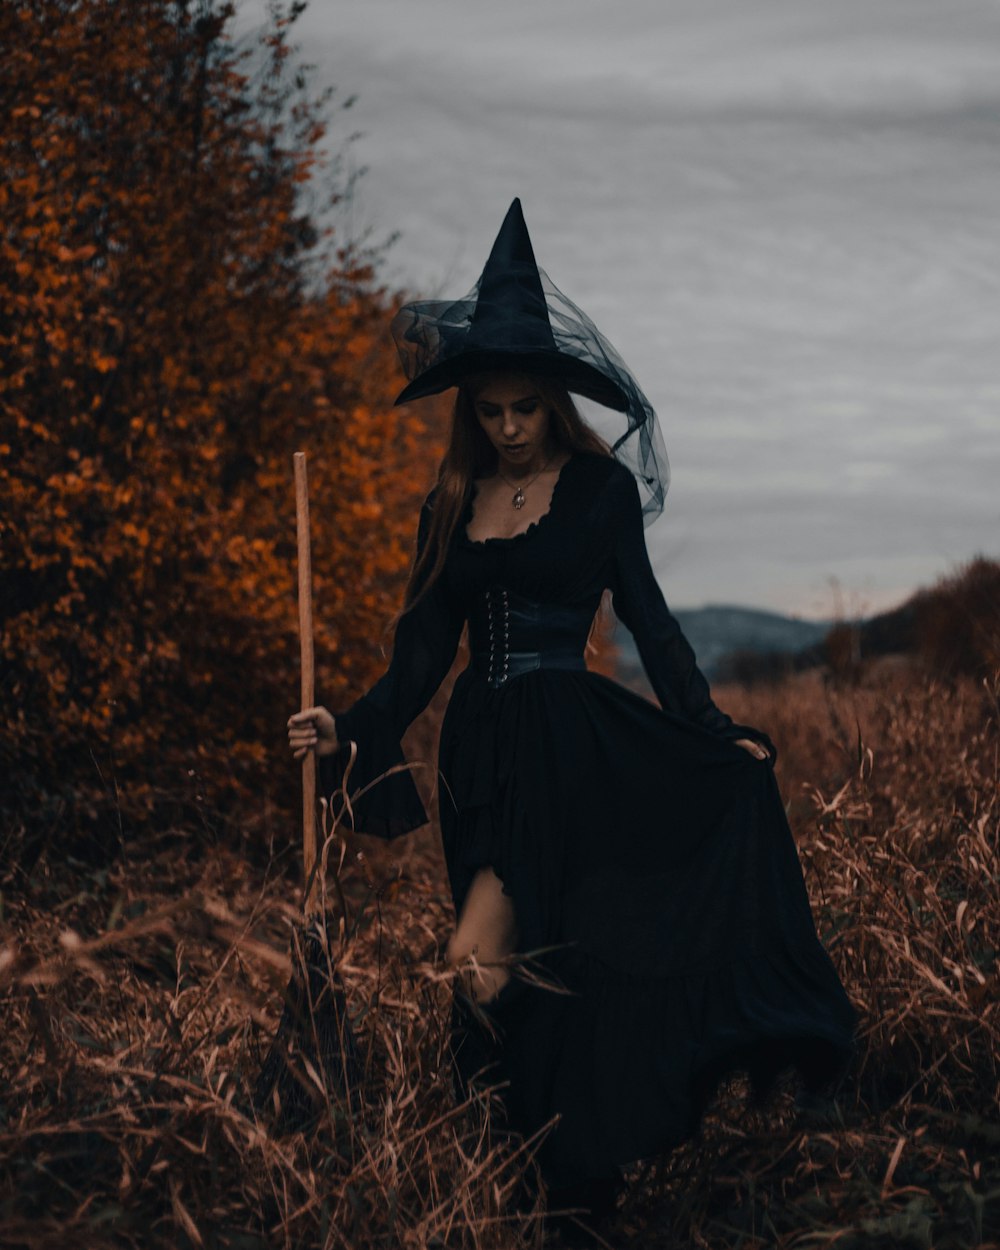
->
xmin=606 ymin=467 xmax=777 ymax=762
xmin=318 ymin=488 xmax=466 ymax=837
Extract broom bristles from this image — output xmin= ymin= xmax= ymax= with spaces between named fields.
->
xmin=254 ymin=915 xmax=363 ymax=1133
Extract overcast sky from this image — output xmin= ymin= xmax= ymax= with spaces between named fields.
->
xmin=239 ymin=0 xmax=1000 ymax=619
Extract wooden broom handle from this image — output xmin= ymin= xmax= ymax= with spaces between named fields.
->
xmin=293 ymin=452 xmax=318 ymax=914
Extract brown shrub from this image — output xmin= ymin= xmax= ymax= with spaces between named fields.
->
xmin=0 ymin=0 xmax=443 ymax=860
xmin=912 ymin=555 xmax=1000 ymax=679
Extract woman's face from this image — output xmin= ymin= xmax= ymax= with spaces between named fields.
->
xmin=471 ymin=375 xmax=555 ymax=473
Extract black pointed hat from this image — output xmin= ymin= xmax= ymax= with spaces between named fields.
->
xmin=391 ymin=198 xmax=670 ymax=522
xmin=393 ymin=199 xmax=627 ymax=410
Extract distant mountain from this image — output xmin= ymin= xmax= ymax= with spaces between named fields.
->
xmin=611 ymin=604 xmax=833 ymax=684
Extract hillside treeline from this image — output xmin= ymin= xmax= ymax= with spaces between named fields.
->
xmin=1 ymin=0 xmax=444 ymax=861
xmin=718 ymin=555 xmax=1000 ymax=687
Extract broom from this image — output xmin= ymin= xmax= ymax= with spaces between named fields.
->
xmin=254 ymin=450 xmax=362 ymax=1131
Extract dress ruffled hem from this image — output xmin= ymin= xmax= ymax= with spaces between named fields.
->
xmin=489 ymin=926 xmax=855 ymax=1186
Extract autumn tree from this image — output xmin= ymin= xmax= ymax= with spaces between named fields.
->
xmin=0 ymin=0 xmax=444 ymax=860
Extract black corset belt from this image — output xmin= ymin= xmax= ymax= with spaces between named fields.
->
xmin=467 ymin=587 xmax=593 ymax=689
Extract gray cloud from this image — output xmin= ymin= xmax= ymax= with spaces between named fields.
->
xmin=240 ymin=0 xmax=1000 ymax=616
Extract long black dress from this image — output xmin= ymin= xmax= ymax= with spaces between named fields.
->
xmin=320 ymin=450 xmax=857 ymax=1189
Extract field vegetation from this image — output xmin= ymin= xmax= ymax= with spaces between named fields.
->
xmin=3 ymin=580 xmax=998 ymax=1247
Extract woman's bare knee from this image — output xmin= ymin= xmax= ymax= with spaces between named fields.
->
xmin=448 ymin=867 xmax=519 ymax=1003
xmin=445 ymin=929 xmax=472 ymax=969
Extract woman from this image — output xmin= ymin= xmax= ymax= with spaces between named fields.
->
xmin=288 ymin=200 xmax=857 ymax=1218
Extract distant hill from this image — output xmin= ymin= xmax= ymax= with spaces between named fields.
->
xmin=610 ymin=604 xmax=833 ymax=685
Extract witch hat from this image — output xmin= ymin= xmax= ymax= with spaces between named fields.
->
xmin=392 ymin=199 xmax=627 ymax=411
xmin=390 ymin=197 xmax=671 ymax=523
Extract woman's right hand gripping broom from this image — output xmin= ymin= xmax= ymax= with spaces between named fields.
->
xmin=287 ymin=708 xmax=396 ymax=884
xmin=287 ymin=706 xmax=339 ymax=760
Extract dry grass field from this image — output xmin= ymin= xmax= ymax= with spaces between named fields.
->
xmin=2 ymin=655 xmax=997 ymax=1249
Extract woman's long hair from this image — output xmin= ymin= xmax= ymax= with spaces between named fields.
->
xmin=402 ymin=373 xmax=612 ymax=614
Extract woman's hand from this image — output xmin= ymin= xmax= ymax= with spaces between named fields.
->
xmin=287 ymin=706 xmax=339 ymax=760
xmin=733 ymin=737 xmax=770 ymax=762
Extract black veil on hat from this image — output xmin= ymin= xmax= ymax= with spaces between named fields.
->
xmin=390 ymin=198 xmax=670 ymax=525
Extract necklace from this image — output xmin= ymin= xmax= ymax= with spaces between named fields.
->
xmin=495 ymin=451 xmax=557 ymax=509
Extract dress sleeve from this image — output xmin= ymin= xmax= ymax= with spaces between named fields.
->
xmin=317 ymin=489 xmax=466 ymax=837
xmin=606 ymin=468 xmax=777 ymax=762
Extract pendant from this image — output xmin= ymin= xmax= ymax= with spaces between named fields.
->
xmin=512 ymin=488 xmax=526 ymax=509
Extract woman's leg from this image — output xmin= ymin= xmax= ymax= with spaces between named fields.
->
xmin=446 ymin=866 xmax=519 ymax=1003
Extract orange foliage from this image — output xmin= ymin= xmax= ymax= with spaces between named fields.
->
xmin=0 ymin=0 xmax=444 ymax=854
